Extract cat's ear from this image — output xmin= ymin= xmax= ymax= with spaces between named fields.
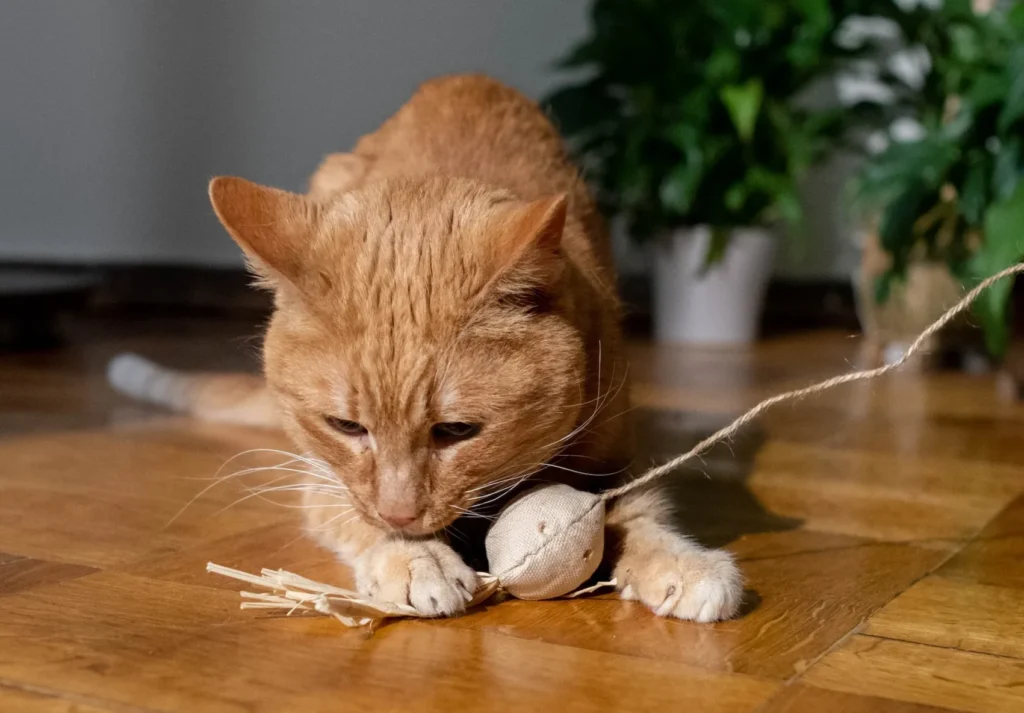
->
xmin=494 ymin=194 xmax=567 ymax=275
xmin=209 ymin=176 xmax=321 ymax=287
xmin=482 ymin=194 xmax=568 ymax=308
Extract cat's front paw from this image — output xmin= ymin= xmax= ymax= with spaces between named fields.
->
xmin=615 ymin=541 xmax=743 ymax=623
xmin=354 ymin=539 xmax=477 ymax=617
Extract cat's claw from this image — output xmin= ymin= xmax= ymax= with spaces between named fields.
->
xmin=615 ymin=542 xmax=743 ymax=623
xmin=355 ymin=539 xmax=477 ymax=617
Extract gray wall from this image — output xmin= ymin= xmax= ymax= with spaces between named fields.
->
xmin=0 ymin=0 xmax=856 ymax=279
xmin=0 ymin=0 xmax=588 ymax=265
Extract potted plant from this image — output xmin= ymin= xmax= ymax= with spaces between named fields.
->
xmin=545 ymin=0 xmax=887 ymax=344
xmin=854 ymin=0 xmax=1024 ymax=363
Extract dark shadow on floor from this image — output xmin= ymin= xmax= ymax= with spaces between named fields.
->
xmin=450 ymin=407 xmax=801 ymax=572
xmin=633 ymin=408 xmax=802 ymax=549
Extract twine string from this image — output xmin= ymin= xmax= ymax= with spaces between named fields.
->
xmin=599 ymin=262 xmax=1024 ymax=502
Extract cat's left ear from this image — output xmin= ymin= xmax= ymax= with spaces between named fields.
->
xmin=209 ymin=176 xmax=322 ymax=289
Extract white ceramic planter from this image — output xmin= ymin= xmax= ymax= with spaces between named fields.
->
xmin=653 ymin=226 xmax=776 ymax=345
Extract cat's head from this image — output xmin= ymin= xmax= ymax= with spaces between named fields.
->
xmin=210 ymin=174 xmax=585 ymax=535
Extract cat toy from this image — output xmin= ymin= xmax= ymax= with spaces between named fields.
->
xmin=209 ymin=263 xmax=1024 ymax=627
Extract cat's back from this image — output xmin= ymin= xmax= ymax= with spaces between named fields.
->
xmin=356 ymin=76 xmax=585 ymax=209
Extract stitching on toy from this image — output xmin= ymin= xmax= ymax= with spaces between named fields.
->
xmin=495 ymin=496 xmax=603 ymax=578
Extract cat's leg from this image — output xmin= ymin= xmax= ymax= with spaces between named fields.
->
xmin=304 ymin=491 xmax=477 ymax=616
xmin=606 ymin=488 xmax=743 ymax=622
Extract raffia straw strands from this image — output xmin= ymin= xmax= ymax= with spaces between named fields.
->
xmin=208 ymin=562 xmax=614 ymax=628
xmin=600 ymin=262 xmax=1024 ymax=502
xmin=207 ymin=562 xmax=501 ymax=628
xmin=564 ymin=578 xmax=618 ymax=598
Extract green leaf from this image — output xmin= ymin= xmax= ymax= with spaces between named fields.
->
xmin=949 ymin=23 xmax=983 ymax=65
xmin=542 ymin=82 xmax=618 ymax=138
xmin=1010 ymin=2 xmax=1024 ymax=33
xmin=992 ymin=136 xmax=1022 ymax=201
xmin=878 ymin=183 xmax=932 ymax=276
xmin=724 ymin=183 xmax=748 ymax=212
xmin=943 ymin=0 xmax=974 ymax=15
xmin=660 ymin=162 xmax=702 ymax=214
xmin=967 ymin=184 xmax=1024 ymax=357
xmin=997 ymin=48 xmax=1024 ymax=133
xmin=775 ymin=185 xmax=804 ymax=227
xmin=705 ymin=47 xmax=740 ymax=84
xmin=968 ymin=70 xmax=1008 ymax=112
xmin=875 ymin=270 xmax=897 ymax=305
xmin=720 ymin=79 xmax=764 ymax=143
xmin=960 ymin=156 xmax=989 ymax=226
xmin=793 ymin=0 xmax=831 ymax=29
xmin=746 ymin=167 xmax=804 ymax=227
xmin=555 ymin=39 xmax=601 ymax=69
xmin=857 ymin=134 xmax=960 ymax=208
xmin=787 ymin=34 xmax=822 ymax=70
xmin=705 ymin=226 xmax=731 ymax=267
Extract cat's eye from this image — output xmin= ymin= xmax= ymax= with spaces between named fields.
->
xmin=324 ymin=416 xmax=368 ymax=437
xmin=431 ymin=422 xmax=481 ymax=444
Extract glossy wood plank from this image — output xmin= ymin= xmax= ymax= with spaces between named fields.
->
xmin=938 ymin=495 xmax=1024 ymax=590
xmin=0 ymin=686 xmax=123 ymax=713
xmin=3 ymin=324 xmax=1024 ymax=712
xmin=866 ymin=576 xmax=1024 ymax=659
xmin=433 ymin=536 xmax=946 ymax=679
xmin=804 ymin=635 xmax=1024 ymax=713
xmin=759 ymin=684 xmax=957 ymax=713
xmin=759 ymin=399 xmax=1024 ymax=467
xmin=0 ymin=427 xmax=295 ymax=568
xmin=120 ymin=521 xmax=355 ymax=591
xmin=0 ymin=555 xmax=97 ymax=597
xmin=0 ymin=572 xmax=777 ymax=713
xmin=745 ymin=440 xmax=1024 ymax=543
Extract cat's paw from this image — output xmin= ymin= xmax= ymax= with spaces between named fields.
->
xmin=354 ymin=539 xmax=477 ymax=617
xmin=615 ymin=541 xmax=742 ymax=623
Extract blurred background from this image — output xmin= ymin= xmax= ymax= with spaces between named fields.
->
xmin=1 ymin=0 xmax=1022 ymax=386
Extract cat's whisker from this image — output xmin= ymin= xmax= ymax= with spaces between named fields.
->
xmin=215 ymin=448 xmax=332 ymax=478
xmin=443 ymin=525 xmax=470 ymax=547
xmin=527 ymin=362 xmax=620 ymax=456
xmin=223 ymin=464 xmax=345 ymax=486
xmin=468 ymin=465 xmax=545 ymax=508
xmin=167 ymin=447 xmax=347 ymax=526
xmin=216 ymin=483 xmax=351 ymax=516
xmin=542 ymin=461 xmax=631 ymax=478
xmin=247 ymin=483 xmax=350 ymax=498
xmin=183 ymin=457 xmax=304 ymax=481
xmin=242 ymin=499 xmax=354 ymax=512
xmin=306 ymin=510 xmax=360 ymax=533
xmin=166 ymin=461 xmax=300 ymax=526
xmin=462 ymin=458 xmax=543 ymax=497
xmin=464 ymin=469 xmax=536 ymax=493
xmin=538 ymin=358 xmax=629 ymax=455
xmin=450 ymin=505 xmax=495 ymax=521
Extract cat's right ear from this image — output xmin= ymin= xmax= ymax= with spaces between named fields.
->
xmin=208 ymin=176 xmax=321 ymax=288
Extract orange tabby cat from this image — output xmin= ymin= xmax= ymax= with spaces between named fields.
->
xmin=109 ymin=75 xmax=741 ymax=621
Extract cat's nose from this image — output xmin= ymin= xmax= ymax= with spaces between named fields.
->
xmin=378 ymin=508 xmax=421 ymax=529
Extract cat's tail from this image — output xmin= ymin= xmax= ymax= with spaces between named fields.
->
xmin=106 ymin=353 xmax=280 ymax=428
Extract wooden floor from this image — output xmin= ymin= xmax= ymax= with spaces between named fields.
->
xmin=2 ymin=316 xmax=1024 ymax=713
